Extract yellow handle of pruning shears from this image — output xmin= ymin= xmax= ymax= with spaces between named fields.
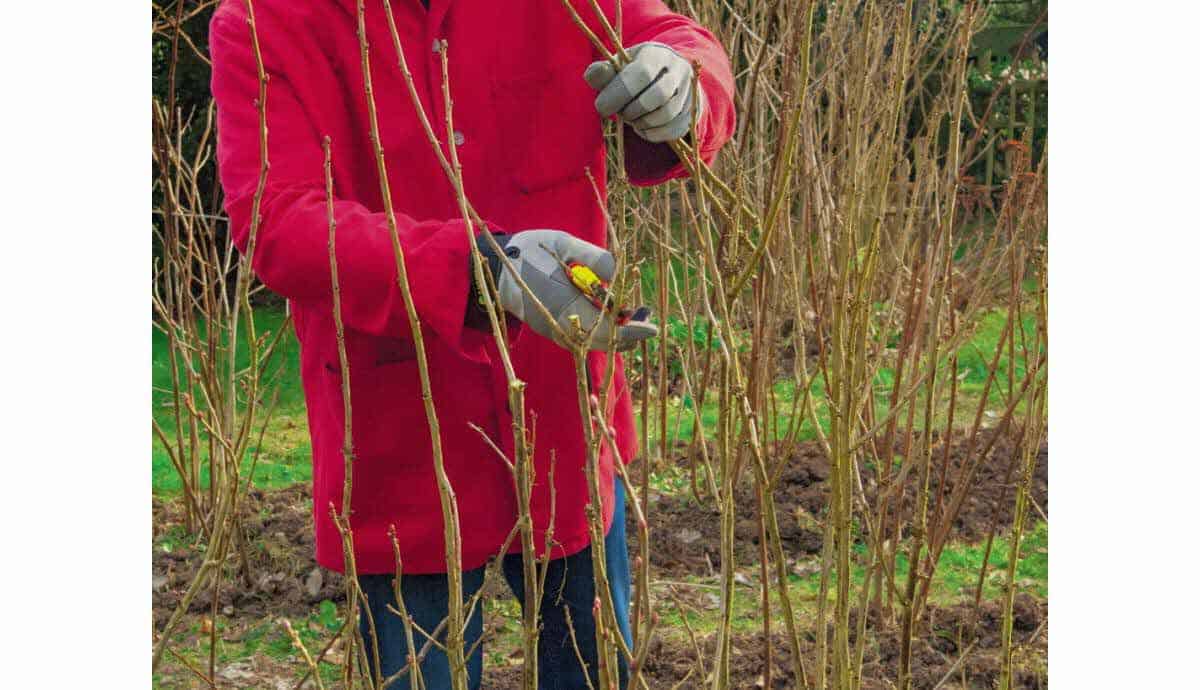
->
xmin=567 ymin=263 xmax=605 ymax=302
xmin=567 ymin=262 xmax=637 ymax=324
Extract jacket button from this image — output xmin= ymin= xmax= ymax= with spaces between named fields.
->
xmin=453 ymin=130 xmax=466 ymax=146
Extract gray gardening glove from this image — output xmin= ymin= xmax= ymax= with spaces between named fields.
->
xmin=583 ymin=42 xmax=705 ymax=143
xmin=478 ymin=230 xmax=657 ymax=351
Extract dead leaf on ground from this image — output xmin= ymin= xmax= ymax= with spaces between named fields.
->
xmin=218 ymin=660 xmax=255 ymax=682
xmin=304 ymin=567 xmax=324 ymax=598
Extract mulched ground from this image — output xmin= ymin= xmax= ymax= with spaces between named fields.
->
xmin=482 ymin=594 xmax=1046 ymax=689
xmin=628 ymin=431 xmax=1048 ymax=579
xmin=153 ymin=485 xmax=346 ymax=626
xmin=153 ymin=432 xmax=1048 ymax=688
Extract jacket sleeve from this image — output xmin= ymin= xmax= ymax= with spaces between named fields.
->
xmin=580 ymin=0 xmax=737 ymax=186
xmin=209 ymin=9 xmax=481 ymax=357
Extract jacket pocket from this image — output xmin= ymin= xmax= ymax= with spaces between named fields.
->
xmin=322 ymin=335 xmax=426 ymax=464
xmin=489 ymin=67 xmax=602 ymax=195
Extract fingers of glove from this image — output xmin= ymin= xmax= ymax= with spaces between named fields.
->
xmin=633 ymin=82 xmax=690 ymax=130
xmin=520 ymin=294 xmax=561 ymax=342
xmin=637 ymin=87 xmax=703 ymax=143
xmin=557 ymin=295 xmax=611 ymax=344
xmin=594 ymin=58 xmax=655 ymax=118
xmin=559 ymin=296 xmax=659 ymax=353
xmin=620 ymin=68 xmax=683 ymax=121
xmin=614 ymin=319 xmax=659 ymax=351
xmin=506 ymin=258 xmax=581 ymax=341
xmin=636 ymin=106 xmax=695 ymax=143
xmin=583 ymin=60 xmax=617 ymax=91
xmin=554 ymin=233 xmax=616 ymax=282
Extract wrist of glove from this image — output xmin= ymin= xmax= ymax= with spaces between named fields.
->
xmin=472 ymin=229 xmax=657 ymax=352
xmin=583 ymin=42 xmax=705 ymax=144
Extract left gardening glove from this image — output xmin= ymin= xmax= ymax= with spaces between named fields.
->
xmin=583 ymin=42 xmax=705 ymax=143
xmin=473 ymin=230 xmax=658 ymax=352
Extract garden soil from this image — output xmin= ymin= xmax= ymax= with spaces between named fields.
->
xmin=628 ymin=431 xmax=1047 ymax=578
xmin=483 ymin=593 xmax=1046 ymax=689
xmin=152 ymin=433 xmax=1048 ymax=688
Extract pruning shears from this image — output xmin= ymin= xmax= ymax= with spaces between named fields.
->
xmin=564 ymin=261 xmax=649 ymax=325
xmin=537 ymin=241 xmax=652 ymax=326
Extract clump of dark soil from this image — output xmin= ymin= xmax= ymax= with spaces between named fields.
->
xmin=627 ymin=432 xmax=1048 ymax=578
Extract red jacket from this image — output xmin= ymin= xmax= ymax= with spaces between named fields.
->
xmin=210 ymin=0 xmax=734 ymax=574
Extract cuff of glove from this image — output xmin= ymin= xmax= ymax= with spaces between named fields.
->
xmin=465 ymin=231 xmax=516 ymax=331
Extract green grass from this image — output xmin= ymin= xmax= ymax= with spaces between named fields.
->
xmin=789 ymin=520 xmax=1049 ymax=603
xmin=956 ymin=307 xmax=1040 ymax=410
xmin=153 ymin=599 xmax=346 ymax=689
xmin=152 ymin=306 xmax=309 ymax=495
xmin=639 ymin=305 xmax=1041 ymax=449
xmin=653 ymin=521 xmax=1048 ymax=639
xmin=151 ymin=307 xmax=306 ymax=425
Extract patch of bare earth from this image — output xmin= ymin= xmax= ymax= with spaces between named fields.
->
xmin=628 ymin=433 xmax=1048 ymax=579
xmin=153 ymin=433 xmax=1048 ymax=688
xmin=480 ymin=595 xmax=1046 ymax=689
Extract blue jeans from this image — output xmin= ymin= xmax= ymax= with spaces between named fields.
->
xmin=358 ymin=481 xmax=633 ymax=689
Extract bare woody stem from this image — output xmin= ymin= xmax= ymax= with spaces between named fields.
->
xmin=436 ymin=40 xmax=543 ymax=690
xmin=555 ymin=0 xmax=755 ymax=228
xmin=354 ymin=2 xmax=468 ymax=688
xmin=151 ymin=0 xmax=274 ymax=669
xmin=322 ymin=135 xmax=382 ymax=687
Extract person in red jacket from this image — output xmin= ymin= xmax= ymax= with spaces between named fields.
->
xmin=210 ymin=1 xmax=734 ymax=687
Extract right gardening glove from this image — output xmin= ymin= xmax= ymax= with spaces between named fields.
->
xmin=474 ymin=230 xmax=657 ymax=352
xmin=583 ymin=42 xmax=705 ymax=143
